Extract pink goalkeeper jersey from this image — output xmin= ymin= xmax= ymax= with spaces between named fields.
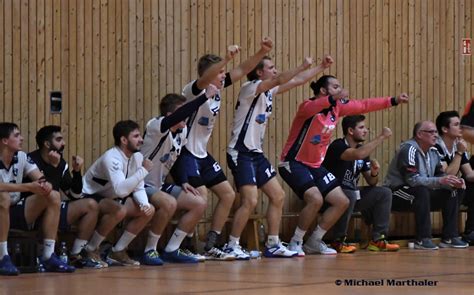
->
xmin=280 ymin=96 xmax=394 ymax=168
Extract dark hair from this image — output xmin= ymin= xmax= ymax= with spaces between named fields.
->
xmin=36 ymin=125 xmax=61 ymax=148
xmin=342 ymin=115 xmax=366 ymax=136
xmin=247 ymin=56 xmax=272 ymax=81
xmin=197 ymin=54 xmax=223 ymax=77
xmin=310 ymin=75 xmax=336 ymax=96
xmin=435 ymin=111 xmax=459 ymax=135
xmin=113 ymin=120 xmax=140 ymax=146
xmin=0 ymin=122 xmax=19 ymax=140
xmin=159 ymin=93 xmax=187 ymax=116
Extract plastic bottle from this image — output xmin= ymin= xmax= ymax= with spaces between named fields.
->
xmin=36 ymin=257 xmax=45 ymax=273
xmin=258 ymin=223 xmax=266 ymax=244
xmin=13 ymin=243 xmax=22 ymax=267
xmin=59 ymin=242 xmax=69 ymax=264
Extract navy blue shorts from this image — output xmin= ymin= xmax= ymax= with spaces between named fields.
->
xmin=278 ymin=160 xmax=340 ymax=199
xmin=226 ymin=150 xmax=276 ymax=189
xmin=83 ymin=193 xmax=128 ymax=205
xmin=9 ymin=198 xmax=33 ymax=231
xmin=170 ymin=148 xmax=227 ymax=188
xmin=58 ymin=201 xmax=70 ymax=232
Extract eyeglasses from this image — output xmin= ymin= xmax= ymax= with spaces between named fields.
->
xmin=420 ymin=130 xmax=438 ymax=135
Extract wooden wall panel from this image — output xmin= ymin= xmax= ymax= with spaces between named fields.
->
xmin=1 ymin=0 xmax=473 ymax=239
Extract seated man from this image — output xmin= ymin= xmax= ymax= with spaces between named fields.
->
xmin=384 ymin=121 xmax=466 ymax=250
xmin=322 ymin=115 xmax=399 ymax=253
xmin=29 ymin=125 xmax=102 ymax=268
xmin=434 ymin=111 xmax=471 ymax=247
xmin=82 ymin=120 xmax=155 ymax=266
xmin=0 ymin=122 xmax=74 ymax=275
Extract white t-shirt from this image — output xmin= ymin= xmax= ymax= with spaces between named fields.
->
xmin=141 ymin=117 xmax=188 ymax=188
xmin=228 ymin=80 xmax=278 ymax=153
xmin=82 ymin=146 xmax=149 ymax=206
xmin=0 ymin=151 xmax=38 ymax=205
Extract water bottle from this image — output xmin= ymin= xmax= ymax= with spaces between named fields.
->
xmin=36 ymin=257 xmax=45 ymax=273
xmin=13 ymin=243 xmax=22 ymax=267
xmin=258 ymin=223 xmax=266 ymax=244
xmin=249 ymin=250 xmax=262 ymax=259
xmin=59 ymin=242 xmax=69 ymax=264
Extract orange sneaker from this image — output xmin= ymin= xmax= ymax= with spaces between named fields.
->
xmin=367 ymin=236 xmax=400 ymax=252
xmin=331 ymin=238 xmax=357 ymax=253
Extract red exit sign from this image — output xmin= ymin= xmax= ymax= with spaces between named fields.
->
xmin=462 ymin=38 xmax=471 ymax=55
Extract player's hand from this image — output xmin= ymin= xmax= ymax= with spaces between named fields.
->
xmin=47 ymin=151 xmax=61 ymax=167
xmin=182 ymin=182 xmax=200 ymax=197
xmin=140 ymin=203 xmax=154 ymax=216
xmin=205 ymin=84 xmax=219 ymax=98
xmin=379 ymin=127 xmax=392 ymax=139
xmin=260 ymin=37 xmax=273 ymax=53
xmin=226 ymin=45 xmax=241 ymax=60
xmin=370 ymin=159 xmax=380 ymax=177
xmin=440 ymin=175 xmax=465 ymax=188
xmin=320 ymin=55 xmax=334 ymax=69
xmin=302 ymin=57 xmax=314 ymax=69
xmin=396 ymin=93 xmax=409 ymax=104
xmin=455 ymin=138 xmax=468 ymax=154
xmin=142 ymin=159 xmax=153 ymax=172
xmin=72 ymin=155 xmax=84 ymax=172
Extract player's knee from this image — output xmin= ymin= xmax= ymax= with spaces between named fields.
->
xmin=306 ymin=194 xmax=323 ymax=209
xmin=0 ymin=193 xmax=10 ymax=210
xmin=220 ymin=190 xmax=236 ymax=206
xmin=48 ymin=190 xmax=61 ymax=207
xmin=242 ymin=196 xmax=258 ymax=210
xmin=86 ymin=198 xmax=99 ymax=213
xmin=161 ymin=197 xmax=177 ymax=215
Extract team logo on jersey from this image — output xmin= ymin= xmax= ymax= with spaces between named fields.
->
xmin=112 ymin=161 xmax=120 ymax=171
xmin=214 ymin=93 xmax=221 ymax=102
xmin=12 ymin=167 xmax=18 ymax=176
xmin=356 ymin=159 xmax=364 ymax=170
xmin=339 ymin=98 xmax=349 ymax=104
xmin=27 ymin=156 xmax=35 ymax=164
xmin=330 ymin=114 xmax=336 ymax=122
xmin=310 ymin=135 xmax=321 ymax=144
xmin=267 ymin=92 xmax=273 ymax=102
xmin=198 ymin=117 xmax=209 ymax=126
xmin=255 ymin=114 xmax=266 ymax=124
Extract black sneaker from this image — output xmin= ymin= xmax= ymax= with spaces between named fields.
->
xmin=439 ymin=237 xmax=469 ymax=249
xmin=414 ymin=238 xmax=439 ymax=250
xmin=462 ymin=232 xmax=474 ymax=245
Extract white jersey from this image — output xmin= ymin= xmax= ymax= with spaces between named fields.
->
xmin=0 ymin=151 xmax=38 ymax=205
xmin=141 ymin=116 xmax=188 ymax=188
xmin=182 ymin=75 xmax=232 ymax=158
xmin=82 ymin=146 xmax=149 ymax=206
xmin=228 ymin=80 xmax=278 ymax=153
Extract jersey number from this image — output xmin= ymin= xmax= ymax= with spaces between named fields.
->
xmin=323 ymin=173 xmax=336 ymax=184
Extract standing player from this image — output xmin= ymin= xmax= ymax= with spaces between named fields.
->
xmin=82 ymin=120 xmax=155 ymax=266
xmin=29 ymin=125 xmax=102 ymax=268
xmin=279 ymin=75 xmax=408 ymax=255
xmin=0 ymin=122 xmax=74 ymax=275
xmin=170 ymin=38 xmax=273 ymax=260
xmin=224 ymin=54 xmax=334 ymax=259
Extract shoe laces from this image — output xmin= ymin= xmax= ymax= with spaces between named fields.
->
xmin=147 ymin=250 xmax=160 ymax=258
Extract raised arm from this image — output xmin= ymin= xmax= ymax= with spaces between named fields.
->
xmin=341 ymin=127 xmax=392 ymax=161
xmin=277 ymin=55 xmax=334 ymax=94
xmin=255 ymin=57 xmax=313 ymax=95
xmin=228 ymin=37 xmax=273 ymax=82
xmin=195 ymin=47 xmax=239 ymax=90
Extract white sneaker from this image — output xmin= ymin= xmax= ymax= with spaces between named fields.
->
xmin=204 ymin=247 xmax=236 ymax=261
xmin=303 ymin=240 xmax=337 ymax=255
xmin=181 ymin=249 xmax=206 ymax=262
xmin=264 ymin=242 xmax=298 ymax=258
xmin=288 ymin=240 xmax=305 ymax=257
xmin=223 ymin=244 xmax=250 ymax=260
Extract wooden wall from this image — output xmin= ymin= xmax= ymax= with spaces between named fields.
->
xmin=0 ymin=0 xmax=473 ymax=238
